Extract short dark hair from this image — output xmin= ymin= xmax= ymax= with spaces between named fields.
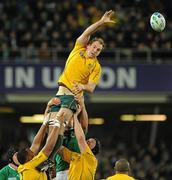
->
xmin=115 ymin=159 xmax=130 ymax=173
xmin=16 ymin=148 xmax=28 ymax=164
xmin=88 ymin=37 xmax=105 ymax=49
xmin=91 ymin=138 xmax=101 ymax=155
xmin=7 ymin=146 xmax=19 ymax=164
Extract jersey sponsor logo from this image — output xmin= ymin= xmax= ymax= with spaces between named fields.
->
xmin=87 ymin=63 xmax=94 ymax=70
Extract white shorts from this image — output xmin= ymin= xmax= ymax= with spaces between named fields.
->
xmin=53 ymin=170 xmax=68 ymax=180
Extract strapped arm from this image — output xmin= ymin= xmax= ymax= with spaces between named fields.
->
xmin=41 ymin=122 xmax=60 ymax=157
xmin=30 ymin=124 xmax=48 ymax=155
xmin=30 ymin=97 xmax=60 ymax=155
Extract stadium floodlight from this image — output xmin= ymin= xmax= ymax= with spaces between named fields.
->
xmin=135 ymin=114 xmax=167 ymax=121
xmin=120 ymin=114 xmax=135 ymax=121
xmin=120 ymin=114 xmax=167 ymax=122
xmin=20 ymin=114 xmax=44 ymax=123
xmin=20 ymin=115 xmax=105 ymax=125
xmin=89 ymin=118 xmax=104 ymax=125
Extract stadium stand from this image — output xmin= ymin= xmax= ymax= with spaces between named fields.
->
xmin=0 ymin=0 xmax=172 ymax=63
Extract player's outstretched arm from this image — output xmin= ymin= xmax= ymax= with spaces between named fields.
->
xmin=30 ymin=123 xmax=48 ymax=155
xmin=73 ymin=106 xmax=87 ymax=153
xmin=75 ymin=94 xmax=88 ymax=132
xmin=41 ymin=122 xmax=60 ymax=157
xmin=30 ymin=98 xmax=60 ymax=155
xmin=77 ymin=10 xmax=116 ymax=45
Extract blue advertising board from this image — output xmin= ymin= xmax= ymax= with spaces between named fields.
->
xmin=0 ymin=64 xmax=172 ymax=92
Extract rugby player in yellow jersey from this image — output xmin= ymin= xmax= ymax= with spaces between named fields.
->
xmin=11 ymin=98 xmax=62 ymax=180
xmin=48 ymin=10 xmax=117 ymax=134
xmin=59 ymin=10 xmax=116 ymax=94
xmin=106 ymin=159 xmax=135 ymax=180
xmin=58 ymin=103 xmax=101 ymax=180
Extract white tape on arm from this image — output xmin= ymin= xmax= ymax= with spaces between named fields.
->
xmin=49 ymin=119 xmax=61 ymax=128
xmin=43 ymin=115 xmax=49 ymax=125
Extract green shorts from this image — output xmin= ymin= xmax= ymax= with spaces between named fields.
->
xmin=49 ymin=95 xmax=77 ymax=113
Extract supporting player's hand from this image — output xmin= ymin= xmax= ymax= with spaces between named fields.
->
xmin=72 ymin=81 xmax=84 ymax=94
xmin=45 ymin=97 xmax=61 ymax=115
xmin=47 ymin=97 xmax=61 ymax=108
xmin=100 ymin=10 xmax=116 ymax=24
xmin=43 ymin=114 xmax=50 ymax=125
xmin=75 ymin=104 xmax=82 ymax=116
xmin=43 ymin=97 xmax=61 ymax=125
xmin=74 ymin=94 xmax=85 ymax=109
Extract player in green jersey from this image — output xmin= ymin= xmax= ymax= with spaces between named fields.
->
xmin=0 ymin=147 xmax=20 ymax=180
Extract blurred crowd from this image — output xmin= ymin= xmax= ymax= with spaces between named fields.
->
xmin=97 ymin=142 xmax=172 ymax=180
xmin=0 ymin=0 xmax=172 ymax=62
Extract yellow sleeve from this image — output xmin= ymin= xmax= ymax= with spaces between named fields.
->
xmin=73 ymin=40 xmax=85 ymax=51
xmin=17 ymin=151 xmax=48 ymax=173
xmin=89 ymin=62 xmax=102 ymax=84
xmin=62 ymin=147 xmax=73 ymax=163
xmin=26 ymin=151 xmax=48 ymax=169
xmin=74 ymin=41 xmax=86 ymax=50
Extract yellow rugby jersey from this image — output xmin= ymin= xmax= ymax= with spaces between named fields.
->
xmin=62 ymin=145 xmax=97 ymax=180
xmin=17 ymin=151 xmax=48 ymax=180
xmin=106 ymin=174 xmax=135 ymax=180
xmin=58 ymin=41 xmax=102 ymax=91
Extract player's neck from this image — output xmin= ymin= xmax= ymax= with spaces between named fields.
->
xmin=9 ymin=163 xmax=18 ymax=170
